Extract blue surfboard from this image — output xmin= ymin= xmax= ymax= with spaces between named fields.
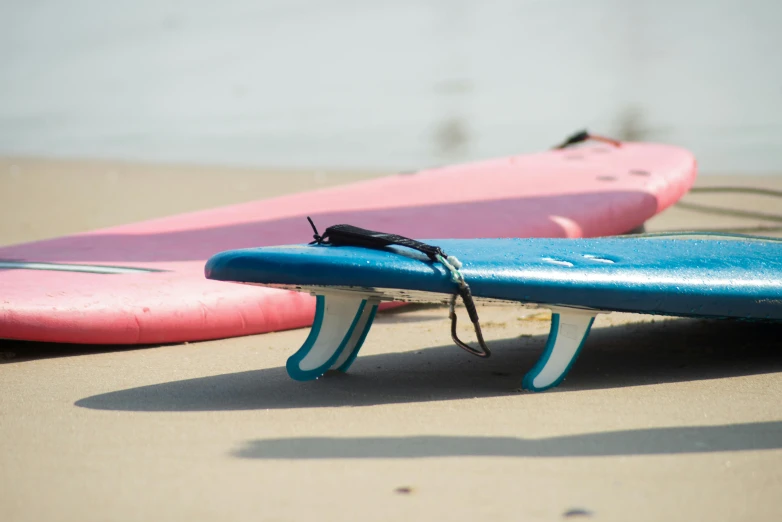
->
xmin=205 ymin=232 xmax=782 ymax=391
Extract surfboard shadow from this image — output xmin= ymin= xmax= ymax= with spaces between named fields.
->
xmin=74 ymin=318 xmax=782 ymax=412
xmin=231 ymin=421 xmax=782 ymax=459
xmin=0 ymin=339 xmax=175 ymax=363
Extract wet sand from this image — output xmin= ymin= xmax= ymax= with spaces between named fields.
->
xmin=1 ymin=158 xmax=781 ymax=521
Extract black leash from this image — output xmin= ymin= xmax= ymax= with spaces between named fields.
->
xmin=307 ymin=217 xmax=491 ymax=358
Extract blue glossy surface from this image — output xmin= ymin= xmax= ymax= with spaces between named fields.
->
xmin=205 ymin=234 xmax=782 ymax=321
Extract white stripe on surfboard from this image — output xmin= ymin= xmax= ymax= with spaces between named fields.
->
xmin=0 ymin=261 xmax=164 ymax=274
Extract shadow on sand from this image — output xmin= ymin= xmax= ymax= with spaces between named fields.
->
xmin=231 ymin=421 xmax=782 ymax=459
xmin=74 ymin=318 xmax=782 ymax=412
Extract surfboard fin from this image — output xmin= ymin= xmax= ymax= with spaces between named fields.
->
xmin=286 ymin=294 xmax=379 ymax=381
xmin=285 ymin=292 xmax=596 ymax=392
xmin=521 ymin=307 xmax=598 ymax=392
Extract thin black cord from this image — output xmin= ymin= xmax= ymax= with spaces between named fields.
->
xmin=674 ymin=185 xmax=782 ymax=224
xmin=675 ymin=202 xmax=782 ymax=224
xmin=689 ymin=186 xmax=782 ymax=198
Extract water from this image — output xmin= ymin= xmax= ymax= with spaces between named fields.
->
xmin=1 ymin=0 xmax=781 ymax=173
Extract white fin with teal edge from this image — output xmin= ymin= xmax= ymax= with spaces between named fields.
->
xmin=285 ymin=292 xmax=597 ymax=391
xmin=521 ymin=306 xmax=598 ymax=392
xmin=286 ymin=293 xmax=379 ymax=381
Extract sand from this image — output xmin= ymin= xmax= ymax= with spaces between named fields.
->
xmin=1 ymin=158 xmax=781 ymax=522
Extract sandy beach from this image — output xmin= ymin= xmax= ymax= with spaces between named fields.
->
xmin=1 ymin=158 xmax=781 ymax=522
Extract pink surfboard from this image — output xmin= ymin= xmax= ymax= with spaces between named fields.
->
xmin=0 ymin=138 xmax=697 ymax=344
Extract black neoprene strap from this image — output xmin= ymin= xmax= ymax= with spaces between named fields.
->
xmin=309 ymin=220 xmax=445 ymax=262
